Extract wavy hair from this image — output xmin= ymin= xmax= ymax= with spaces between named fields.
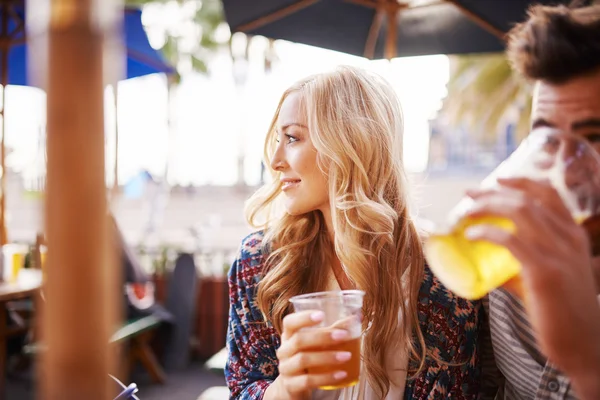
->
xmin=245 ymin=65 xmax=426 ymax=396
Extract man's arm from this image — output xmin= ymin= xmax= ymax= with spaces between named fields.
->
xmin=466 ymin=178 xmax=600 ymax=399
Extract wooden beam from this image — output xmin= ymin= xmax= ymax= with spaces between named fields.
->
xmin=28 ymin=0 xmax=120 ymax=398
xmin=237 ymin=0 xmax=320 ymax=32
xmin=444 ymin=0 xmax=505 ymax=39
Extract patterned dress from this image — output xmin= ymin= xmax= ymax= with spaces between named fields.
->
xmin=225 ymin=231 xmax=486 ymax=399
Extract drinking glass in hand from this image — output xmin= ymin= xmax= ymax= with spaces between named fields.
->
xmin=289 ymin=290 xmax=364 ymax=390
xmin=425 ymin=128 xmax=600 ymax=299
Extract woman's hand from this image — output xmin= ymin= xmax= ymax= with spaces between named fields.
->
xmin=266 ymin=310 xmax=354 ymax=400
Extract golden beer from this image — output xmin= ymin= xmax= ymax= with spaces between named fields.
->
xmin=425 ymin=213 xmax=600 ymax=300
xmin=308 ymin=337 xmax=361 ymax=390
xmin=425 ymin=215 xmax=520 ymax=300
xmin=425 ymin=128 xmax=600 ymax=300
xmin=290 ymin=290 xmax=364 ymax=390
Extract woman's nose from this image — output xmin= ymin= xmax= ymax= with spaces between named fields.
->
xmin=270 ymin=142 xmax=287 ymax=171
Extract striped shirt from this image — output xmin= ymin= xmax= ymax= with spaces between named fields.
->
xmin=487 ymin=288 xmax=579 ymax=400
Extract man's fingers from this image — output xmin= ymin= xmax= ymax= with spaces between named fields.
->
xmin=464 ymin=224 xmax=534 ymax=273
xmin=464 ymin=224 xmax=566 ymax=285
xmin=497 ymin=177 xmax=572 ymax=218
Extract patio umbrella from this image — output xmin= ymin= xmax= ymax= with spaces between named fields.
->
xmin=222 ymin=0 xmax=572 ymax=60
xmin=0 ymin=2 xmax=173 ymax=244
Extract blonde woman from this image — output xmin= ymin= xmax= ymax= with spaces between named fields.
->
xmin=225 ymin=66 xmax=485 ymax=399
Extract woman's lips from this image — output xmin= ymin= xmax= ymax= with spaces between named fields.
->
xmin=281 ymin=180 xmax=301 ymax=191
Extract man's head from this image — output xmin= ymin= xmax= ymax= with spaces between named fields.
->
xmin=507 ymin=4 xmax=600 ymax=286
xmin=507 ymin=4 xmax=600 ymax=152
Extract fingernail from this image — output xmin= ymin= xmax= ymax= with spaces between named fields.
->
xmin=310 ymin=311 xmax=324 ymax=322
xmin=336 ymin=352 xmax=352 ymax=362
xmin=331 ymin=329 xmax=349 ymax=340
xmin=333 ymin=371 xmax=347 ymax=380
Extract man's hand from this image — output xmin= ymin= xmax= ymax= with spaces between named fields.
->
xmin=465 ymin=177 xmax=600 ymax=398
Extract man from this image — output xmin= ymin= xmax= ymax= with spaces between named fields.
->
xmin=472 ymin=3 xmax=600 ymax=399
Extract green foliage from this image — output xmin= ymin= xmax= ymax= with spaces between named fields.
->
xmin=442 ymin=54 xmax=533 ymax=143
xmin=125 ymin=0 xmax=226 ymax=78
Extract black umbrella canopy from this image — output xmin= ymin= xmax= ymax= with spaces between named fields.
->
xmin=223 ymin=0 xmax=572 ymax=59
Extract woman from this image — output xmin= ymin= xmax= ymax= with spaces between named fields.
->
xmin=225 ymin=66 xmax=485 ymax=399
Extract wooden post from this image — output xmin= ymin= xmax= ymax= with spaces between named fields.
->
xmin=27 ymin=0 xmax=122 ymax=398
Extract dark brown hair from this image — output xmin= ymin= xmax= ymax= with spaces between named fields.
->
xmin=506 ymin=2 xmax=600 ymax=83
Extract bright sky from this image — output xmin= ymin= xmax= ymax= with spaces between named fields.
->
xmin=3 ymin=16 xmax=449 ymax=188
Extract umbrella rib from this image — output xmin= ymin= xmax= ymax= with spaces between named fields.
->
xmin=444 ymin=0 xmax=505 ymax=39
xmin=127 ymin=48 xmax=174 ymax=74
xmin=364 ymin=8 xmax=383 ymax=59
xmin=407 ymin=0 xmax=446 ymax=9
xmin=345 ymin=0 xmax=379 ymax=8
xmin=237 ymin=0 xmax=320 ymax=32
xmin=353 ymin=0 xmax=406 ymax=60
xmin=383 ymin=0 xmax=404 ymax=59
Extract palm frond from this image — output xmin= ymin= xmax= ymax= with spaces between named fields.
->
xmin=442 ymin=53 xmax=533 ymax=143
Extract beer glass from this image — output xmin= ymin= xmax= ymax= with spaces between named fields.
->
xmin=289 ymin=290 xmax=364 ymax=390
xmin=425 ymin=128 xmax=600 ymax=300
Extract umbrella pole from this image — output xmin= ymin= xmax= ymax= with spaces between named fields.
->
xmin=29 ymin=0 xmax=120 ymax=398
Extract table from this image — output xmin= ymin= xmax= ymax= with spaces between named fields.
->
xmin=0 ymin=269 xmax=42 ymax=399
xmin=200 ymin=348 xmax=229 ymax=400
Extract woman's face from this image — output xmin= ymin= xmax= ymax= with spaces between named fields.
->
xmin=270 ymin=92 xmax=329 ymax=216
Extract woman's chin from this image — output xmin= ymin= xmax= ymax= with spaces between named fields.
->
xmin=285 ymin=208 xmax=305 ymax=216
xmin=284 ymin=203 xmax=310 ymax=216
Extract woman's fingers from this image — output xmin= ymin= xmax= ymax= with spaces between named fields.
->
xmin=278 ymin=350 xmax=352 ymax=376
xmin=277 ymin=328 xmax=351 ymax=359
xmin=278 ymin=311 xmax=360 ymax=396
xmin=282 ymin=370 xmax=349 ymax=394
xmin=281 ymin=310 xmax=324 ymax=341
xmin=329 ymin=315 xmax=360 ymax=330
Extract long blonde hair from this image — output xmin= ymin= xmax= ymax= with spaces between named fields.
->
xmin=246 ymin=66 xmax=426 ymax=396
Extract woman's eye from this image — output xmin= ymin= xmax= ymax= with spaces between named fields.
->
xmin=275 ymin=133 xmax=299 ymax=144
xmin=285 ymin=134 xmax=298 ymax=144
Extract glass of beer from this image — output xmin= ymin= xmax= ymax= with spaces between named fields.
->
xmin=289 ymin=290 xmax=364 ymax=390
xmin=425 ymin=127 xmax=600 ymax=300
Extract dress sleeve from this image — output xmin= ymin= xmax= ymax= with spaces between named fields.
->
xmin=225 ymin=235 xmax=280 ymax=399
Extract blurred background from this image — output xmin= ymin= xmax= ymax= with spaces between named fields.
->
xmin=2 ymin=0 xmax=546 ymax=398
xmin=5 ymin=0 xmax=529 ymax=263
